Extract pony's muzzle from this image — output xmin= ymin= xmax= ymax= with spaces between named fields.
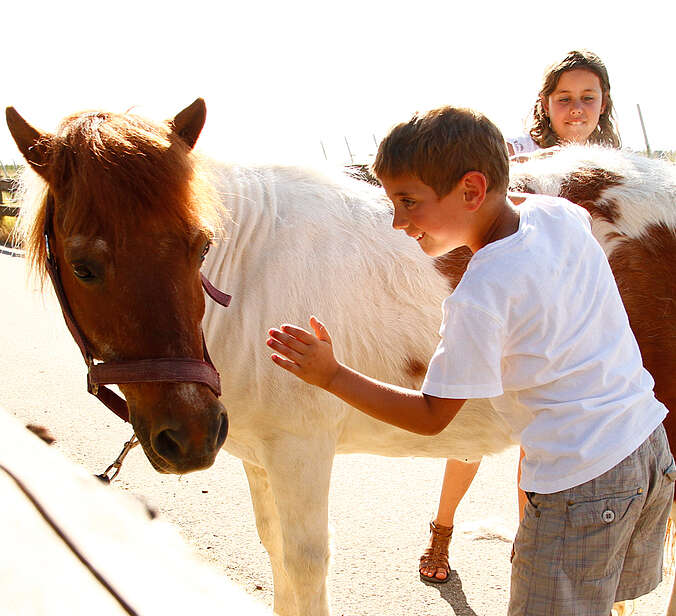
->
xmin=149 ymin=400 xmax=228 ymax=474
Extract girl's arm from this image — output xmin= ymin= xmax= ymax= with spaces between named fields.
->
xmin=267 ymin=317 xmax=465 ymax=436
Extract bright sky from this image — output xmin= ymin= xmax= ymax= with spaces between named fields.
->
xmin=2 ymin=0 xmax=675 ymax=167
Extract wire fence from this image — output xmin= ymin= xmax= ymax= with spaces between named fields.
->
xmin=0 ymin=163 xmax=21 ymax=249
xmin=0 ymin=162 xmax=20 ymax=214
xmin=0 ymin=159 xmax=21 ymax=176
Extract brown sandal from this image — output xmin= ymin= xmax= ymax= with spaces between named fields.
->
xmin=419 ymin=520 xmax=453 ymax=583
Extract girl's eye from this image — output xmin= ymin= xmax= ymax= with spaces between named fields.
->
xmin=73 ymin=264 xmax=94 ymax=280
xmin=558 ymin=97 xmax=569 ymax=104
xmin=402 ymin=199 xmax=416 ymax=210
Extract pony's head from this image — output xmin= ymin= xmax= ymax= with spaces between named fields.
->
xmin=6 ymin=99 xmax=228 ymax=474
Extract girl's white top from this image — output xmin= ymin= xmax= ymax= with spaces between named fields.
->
xmin=422 ymin=195 xmax=667 ymax=494
xmin=507 ymin=134 xmax=540 ymax=155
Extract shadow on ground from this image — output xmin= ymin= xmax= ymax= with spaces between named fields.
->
xmin=423 ymin=569 xmax=479 ymax=616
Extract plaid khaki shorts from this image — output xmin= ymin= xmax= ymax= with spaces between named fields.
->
xmin=509 ymin=423 xmax=675 ymax=616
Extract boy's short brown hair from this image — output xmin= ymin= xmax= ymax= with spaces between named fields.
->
xmin=372 ymin=106 xmax=509 ymax=197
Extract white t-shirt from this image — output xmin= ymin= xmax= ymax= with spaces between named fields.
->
xmin=422 ymin=195 xmax=667 ymax=494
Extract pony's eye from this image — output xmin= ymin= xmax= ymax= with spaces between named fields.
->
xmin=201 ymin=241 xmax=211 ymax=262
xmin=73 ymin=264 xmax=94 ymax=280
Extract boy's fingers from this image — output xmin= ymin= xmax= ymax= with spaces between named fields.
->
xmin=268 ymin=329 xmax=309 ymax=354
xmin=267 ymin=337 xmax=304 ymax=363
xmin=270 ymin=354 xmax=301 ymax=374
xmin=310 ymin=316 xmax=332 ymax=343
xmin=279 ymin=324 xmax=316 ymax=344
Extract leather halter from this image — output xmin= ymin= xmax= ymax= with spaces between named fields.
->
xmin=43 ymin=202 xmax=231 ymax=424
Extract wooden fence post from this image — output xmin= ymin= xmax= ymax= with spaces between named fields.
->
xmin=636 ymin=104 xmax=651 ymax=157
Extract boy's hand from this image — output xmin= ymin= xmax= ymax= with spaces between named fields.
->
xmin=267 ymin=316 xmax=340 ymax=389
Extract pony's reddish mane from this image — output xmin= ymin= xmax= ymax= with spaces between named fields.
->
xmin=18 ymin=110 xmax=220 ymax=283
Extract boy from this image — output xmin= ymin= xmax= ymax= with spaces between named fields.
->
xmin=266 ymin=106 xmax=673 ymax=615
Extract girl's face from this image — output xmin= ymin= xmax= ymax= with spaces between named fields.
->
xmin=543 ymin=69 xmax=606 ymax=144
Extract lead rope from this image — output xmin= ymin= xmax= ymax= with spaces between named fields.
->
xmin=96 ymin=435 xmax=139 ymax=484
xmin=0 ymin=462 xmax=139 ymax=616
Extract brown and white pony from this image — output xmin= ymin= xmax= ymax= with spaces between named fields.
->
xmin=7 ymin=101 xmax=675 ymax=616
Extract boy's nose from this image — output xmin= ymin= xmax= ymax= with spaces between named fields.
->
xmin=392 ymin=207 xmax=408 ymax=230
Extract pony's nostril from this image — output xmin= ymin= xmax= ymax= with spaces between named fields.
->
xmin=153 ymin=428 xmax=185 ymax=461
xmin=216 ymin=411 xmax=228 ymax=448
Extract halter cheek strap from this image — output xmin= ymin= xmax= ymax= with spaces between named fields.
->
xmin=43 ymin=208 xmax=231 ymax=423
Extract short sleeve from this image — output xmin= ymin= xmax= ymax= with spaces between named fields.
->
xmin=565 ymin=201 xmax=592 ymax=230
xmin=421 ymin=299 xmax=504 ymax=399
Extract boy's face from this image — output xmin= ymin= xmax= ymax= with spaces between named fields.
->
xmin=380 ymin=174 xmax=472 ymax=257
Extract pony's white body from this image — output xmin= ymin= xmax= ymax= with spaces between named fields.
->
xmin=204 ymin=163 xmax=511 ymax=459
xmin=201 ymin=147 xmax=673 ymax=616
xmin=201 ymin=164 xmax=512 ymax=615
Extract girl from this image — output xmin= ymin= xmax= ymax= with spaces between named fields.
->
xmin=420 ymin=49 xmax=622 ymax=585
xmin=507 ymin=48 xmax=620 ymax=158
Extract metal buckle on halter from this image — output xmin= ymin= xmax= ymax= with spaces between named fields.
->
xmin=86 ymin=356 xmax=99 ymax=395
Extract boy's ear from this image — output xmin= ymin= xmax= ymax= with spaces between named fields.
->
xmin=461 ymin=171 xmax=487 ymax=211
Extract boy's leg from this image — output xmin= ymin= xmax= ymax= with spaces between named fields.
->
xmin=615 ymin=423 xmax=674 ymax=601
xmin=419 ymin=457 xmax=480 ymax=582
xmin=509 ymin=424 xmax=674 ymax=616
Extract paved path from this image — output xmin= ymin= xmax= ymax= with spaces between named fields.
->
xmin=2 ymin=253 xmax=672 ymax=615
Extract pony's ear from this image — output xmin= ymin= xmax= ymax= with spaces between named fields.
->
xmin=6 ymin=107 xmax=53 ymax=181
xmin=170 ymin=98 xmax=206 ymax=150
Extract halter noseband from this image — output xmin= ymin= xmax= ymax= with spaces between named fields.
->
xmin=43 ymin=204 xmax=231 ymax=423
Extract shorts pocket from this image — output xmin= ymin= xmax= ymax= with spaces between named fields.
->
xmin=562 ymin=490 xmax=644 ymax=581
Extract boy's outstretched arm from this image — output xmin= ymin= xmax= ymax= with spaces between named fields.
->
xmin=267 ymin=317 xmax=465 ymax=436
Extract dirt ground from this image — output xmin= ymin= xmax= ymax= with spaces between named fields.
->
xmin=3 ymin=253 xmax=673 ymax=615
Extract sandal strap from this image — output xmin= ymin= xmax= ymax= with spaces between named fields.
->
xmin=419 ymin=520 xmax=453 ymax=570
xmin=429 ymin=520 xmax=453 ymax=538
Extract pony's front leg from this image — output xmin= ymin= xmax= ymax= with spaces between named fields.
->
xmin=242 ymin=461 xmax=297 ymax=616
xmin=264 ymin=435 xmax=335 ymax=616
